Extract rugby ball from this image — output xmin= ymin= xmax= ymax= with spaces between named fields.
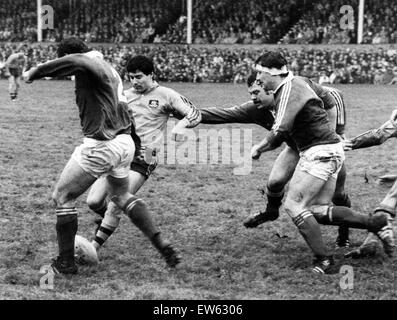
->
xmin=74 ymin=235 xmax=99 ymax=266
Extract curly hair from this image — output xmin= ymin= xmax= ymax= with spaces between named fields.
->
xmin=57 ymin=37 xmax=91 ymax=58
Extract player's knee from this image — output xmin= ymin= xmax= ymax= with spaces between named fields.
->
xmin=125 ymin=197 xmax=146 ymax=218
xmin=87 ymin=194 xmax=104 ymax=212
xmin=267 ymin=179 xmax=285 ymax=193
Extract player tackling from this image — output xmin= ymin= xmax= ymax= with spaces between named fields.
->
xmin=251 ymin=51 xmax=392 ymax=273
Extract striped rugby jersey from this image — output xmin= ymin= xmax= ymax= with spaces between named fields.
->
xmin=269 ymin=72 xmax=340 ymax=152
xmin=323 ymin=86 xmax=346 ymax=135
xmin=124 ymin=83 xmax=201 ymax=151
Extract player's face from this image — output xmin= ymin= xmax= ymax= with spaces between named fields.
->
xmin=128 ymin=71 xmax=153 ymax=92
xmin=256 ymin=70 xmax=275 ymax=91
xmin=248 ymin=81 xmax=274 ymax=108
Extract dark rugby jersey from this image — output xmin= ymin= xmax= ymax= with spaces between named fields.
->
xmin=28 ymin=52 xmax=131 ymax=140
xmin=323 ymin=86 xmax=347 ymax=135
xmin=296 ymin=76 xmax=337 ymax=110
xmin=295 ymin=77 xmax=347 ymax=135
xmin=269 ymin=72 xmax=340 ymax=152
xmin=200 ymin=101 xmax=298 ymax=150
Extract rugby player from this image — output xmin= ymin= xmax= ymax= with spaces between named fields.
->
xmin=343 ymin=109 xmax=397 ymax=258
xmin=86 ymin=55 xmax=201 ymax=267
xmin=23 ymin=38 xmax=167 ymax=275
xmin=200 ymin=73 xmax=352 ymax=247
xmin=5 ymin=45 xmax=28 ymax=101
xmin=251 ymin=51 xmax=392 ymax=273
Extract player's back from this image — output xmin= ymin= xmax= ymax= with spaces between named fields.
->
xmin=71 ymin=53 xmax=132 ymax=140
xmin=274 ymin=76 xmax=339 ymax=151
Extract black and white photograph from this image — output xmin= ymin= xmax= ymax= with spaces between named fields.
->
xmin=0 ymin=0 xmax=397 ymax=305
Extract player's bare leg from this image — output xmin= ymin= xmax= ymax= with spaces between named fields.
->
xmin=51 ymin=158 xmax=97 ymax=274
xmin=284 ymin=169 xmax=333 ymax=274
xmin=9 ymin=75 xmax=18 ymax=101
xmin=332 ymin=163 xmax=351 ymax=247
xmin=244 ymin=146 xmax=298 ymax=228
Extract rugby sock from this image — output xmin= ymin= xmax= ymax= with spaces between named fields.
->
xmin=292 ymin=211 xmax=329 ymax=257
xmin=92 ymin=213 xmax=120 ymax=250
xmin=56 ymin=208 xmax=78 ymax=261
xmin=124 ymin=197 xmax=161 ymax=244
xmin=332 ymin=193 xmax=351 ymax=243
xmin=332 ymin=193 xmax=351 ymax=208
xmin=320 ymin=206 xmax=370 ymax=229
xmin=266 ymin=185 xmax=284 ymax=209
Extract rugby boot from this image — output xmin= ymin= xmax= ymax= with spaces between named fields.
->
xmin=243 ymin=206 xmax=279 ymax=228
xmin=51 ymin=256 xmax=78 ymax=275
xmin=312 ymin=255 xmax=335 ymax=274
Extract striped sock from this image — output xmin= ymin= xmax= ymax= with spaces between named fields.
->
xmin=56 ymin=207 xmax=78 ymax=261
xmin=92 ymin=214 xmax=120 ymax=249
xmin=292 ymin=210 xmax=329 ymax=257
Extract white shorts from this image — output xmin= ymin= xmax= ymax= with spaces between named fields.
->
xmin=298 ymin=142 xmax=345 ymax=181
xmin=72 ymin=134 xmax=135 ymax=179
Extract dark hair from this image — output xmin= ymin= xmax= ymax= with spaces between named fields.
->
xmin=247 ymin=72 xmax=258 ymax=87
xmin=57 ymin=37 xmax=91 ymax=58
xmin=255 ymin=51 xmax=288 ymax=70
xmin=126 ymin=55 xmax=155 ymax=75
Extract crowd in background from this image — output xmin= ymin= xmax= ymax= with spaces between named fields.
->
xmin=2 ymin=42 xmax=397 ymax=85
xmin=1 ymin=0 xmax=397 ymax=45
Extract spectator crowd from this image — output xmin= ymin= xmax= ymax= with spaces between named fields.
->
xmin=2 ymin=42 xmax=397 ymax=85
xmin=1 ymin=0 xmax=397 ymax=45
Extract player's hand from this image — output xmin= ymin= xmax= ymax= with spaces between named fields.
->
xmin=390 ymin=109 xmax=397 ymax=125
xmin=343 ymin=139 xmax=353 ymax=151
xmin=171 ymin=119 xmax=189 ymax=142
xmin=251 ymin=145 xmax=262 ymax=160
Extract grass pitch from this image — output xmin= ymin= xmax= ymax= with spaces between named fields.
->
xmin=0 ymin=80 xmax=396 ymax=299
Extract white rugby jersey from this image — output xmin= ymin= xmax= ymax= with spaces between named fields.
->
xmin=124 ymin=82 xmax=201 ymax=151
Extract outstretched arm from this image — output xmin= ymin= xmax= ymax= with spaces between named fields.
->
xmin=200 ymin=101 xmax=257 ymax=124
xmin=24 ymin=54 xmax=94 ymax=82
xmin=348 ymin=118 xmax=397 ymax=150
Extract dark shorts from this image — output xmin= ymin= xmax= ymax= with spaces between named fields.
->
xmin=130 ymin=146 xmax=158 ymax=179
xmin=9 ymin=67 xmax=22 ymax=77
